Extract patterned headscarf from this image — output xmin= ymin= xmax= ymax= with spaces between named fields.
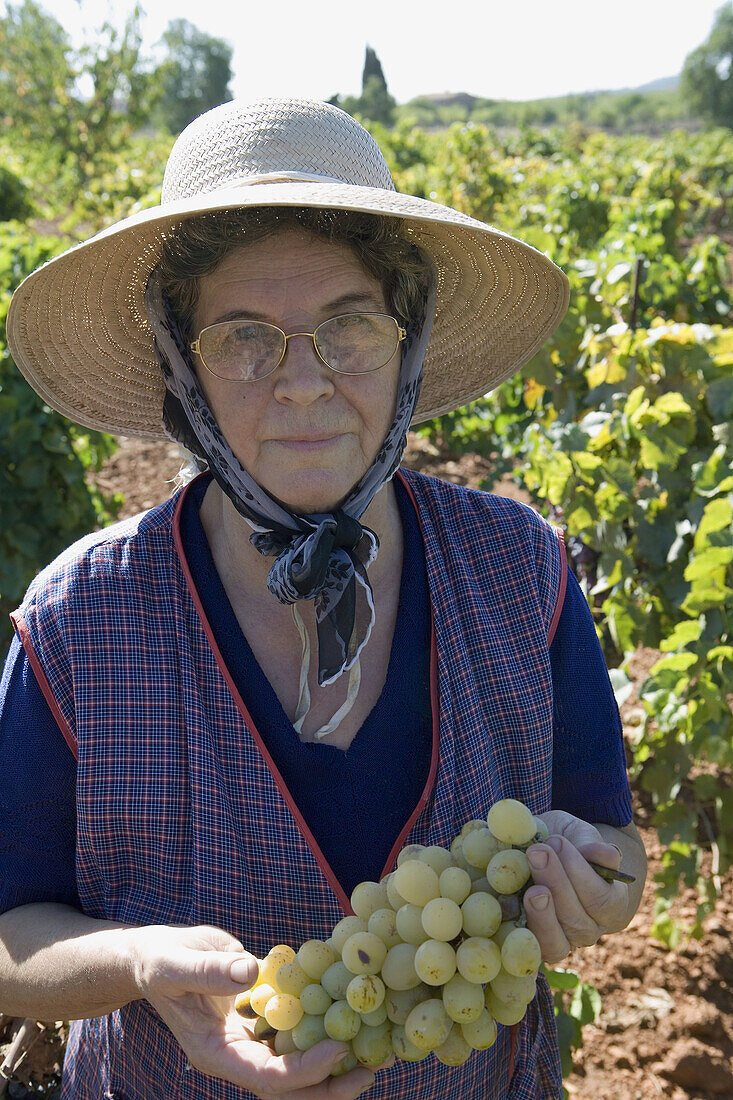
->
xmin=144 ymin=261 xmax=436 ymax=738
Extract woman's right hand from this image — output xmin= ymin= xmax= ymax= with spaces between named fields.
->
xmin=130 ymin=923 xmax=380 ymax=1098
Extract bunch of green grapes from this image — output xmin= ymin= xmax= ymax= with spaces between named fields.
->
xmin=236 ymin=798 xmax=547 ymax=1072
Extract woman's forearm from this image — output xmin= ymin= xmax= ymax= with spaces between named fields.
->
xmin=0 ymin=902 xmax=141 ymax=1020
xmin=592 ymin=820 xmax=648 ymax=930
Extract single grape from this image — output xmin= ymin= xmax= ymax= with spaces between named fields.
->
xmin=352 ymin=1019 xmax=393 ymax=1066
xmin=463 ymin=827 xmax=505 ymax=870
xmin=462 ymin=1008 xmax=499 ymax=1050
xmin=485 ymin=849 xmax=531 ymax=894
xmin=381 ymin=943 xmax=420 ymax=990
xmin=341 ymin=931 xmax=387 ymax=975
xmin=275 ymin=960 xmax=310 ymax=997
xmin=435 ymin=1023 xmax=473 ymax=1066
xmin=330 ymin=1050 xmax=359 ymax=1077
xmin=484 ymin=986 xmax=527 ymax=1025
xmin=414 ymin=939 xmax=457 ymax=986
xmin=346 ymin=973 xmax=386 ymax=1014
xmin=490 ymin=969 xmax=537 ymax=1007
xmin=258 ymin=945 xmax=295 ymax=987
xmin=496 ymin=893 xmax=522 ymax=922
xmin=300 ymin=983 xmax=333 ymax=1015
xmin=487 ymin=798 xmax=537 ymax=846
xmin=500 ymin=927 xmax=542 ymax=977
xmin=419 ymin=845 xmax=455 ymax=875
xmin=274 ymin=1028 xmax=297 ymax=1055
xmin=395 ymin=903 xmax=430 ymax=946
xmin=250 ymin=982 xmax=278 ymax=1016
xmin=442 ymin=974 xmax=485 ymax=1023
xmin=291 ymin=1013 xmax=328 ymax=1051
xmin=368 ymin=907 xmax=402 ymax=948
xmin=461 ymin=892 xmax=502 ymax=937
xmin=469 ymin=876 xmax=498 ymax=896
xmin=455 ymin=936 xmax=502 ymax=984
xmin=253 ymin=1015 xmax=277 ymax=1043
xmin=385 ymin=873 xmax=409 ymax=911
xmin=391 ymin=1024 xmax=430 ymax=1062
xmin=264 ymin=993 xmax=304 ymax=1031
xmin=421 ymin=896 xmax=463 ymax=942
xmin=330 ymin=915 xmax=368 ymax=954
xmin=532 ymin=817 xmax=550 ymax=842
xmin=297 ymin=939 xmax=338 ymax=981
xmin=321 ymin=960 xmax=354 ymax=1001
xmin=233 ymin=988 xmax=257 ymax=1019
xmin=397 ymin=843 xmax=426 ymax=866
xmin=360 ymin=1002 xmax=388 ymax=1027
xmin=324 ymin=999 xmax=361 ymax=1041
xmin=493 ymin=920 xmax=521 ymax=947
xmin=404 ymin=998 xmax=452 ymax=1052
xmin=393 ymin=859 xmax=440 ymax=906
xmin=350 ymin=880 xmax=390 ymax=919
xmin=439 ymin=865 xmax=472 ymax=905
xmin=384 ymin=983 xmax=431 ymax=1024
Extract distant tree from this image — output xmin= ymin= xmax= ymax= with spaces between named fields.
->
xmin=360 ymin=73 xmax=396 ymax=127
xmin=153 ymin=20 xmax=233 ymax=133
xmin=0 ymin=0 xmax=151 ymax=179
xmin=681 ymin=2 xmax=733 ymax=128
xmin=328 ymin=47 xmax=396 ymax=126
xmin=362 ymin=46 xmax=387 ymax=91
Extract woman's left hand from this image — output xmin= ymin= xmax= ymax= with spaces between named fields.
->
xmin=521 ymin=810 xmax=631 ymax=965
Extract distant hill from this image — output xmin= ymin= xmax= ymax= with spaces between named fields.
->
xmin=414 ymin=74 xmax=680 ymax=110
xmin=401 ymin=73 xmax=691 ymax=133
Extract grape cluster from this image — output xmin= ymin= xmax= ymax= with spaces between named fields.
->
xmin=235 ymin=798 xmax=547 ymax=1073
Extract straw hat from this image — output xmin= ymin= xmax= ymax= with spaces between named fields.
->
xmin=7 ymin=97 xmax=569 ymax=439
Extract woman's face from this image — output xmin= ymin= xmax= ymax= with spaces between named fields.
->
xmin=192 ymin=230 xmax=401 ymax=513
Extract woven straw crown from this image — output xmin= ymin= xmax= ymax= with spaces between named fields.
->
xmin=7 ymin=97 xmax=570 ymax=439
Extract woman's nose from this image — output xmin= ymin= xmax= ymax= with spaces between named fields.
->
xmin=272 ymin=333 xmax=335 ymax=405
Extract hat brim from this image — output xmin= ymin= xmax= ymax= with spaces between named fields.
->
xmin=7 ymin=180 xmax=569 ymax=438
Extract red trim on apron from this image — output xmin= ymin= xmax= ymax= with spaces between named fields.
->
xmin=546 ymin=527 xmax=568 ymax=647
xmin=171 ymin=475 xmax=441 ymax=912
xmin=10 ymin=610 xmax=79 ymax=760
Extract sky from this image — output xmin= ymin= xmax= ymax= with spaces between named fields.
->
xmin=42 ymin=0 xmax=727 ymax=104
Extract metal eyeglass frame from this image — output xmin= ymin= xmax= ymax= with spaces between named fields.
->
xmin=190 ymin=312 xmax=407 ymax=381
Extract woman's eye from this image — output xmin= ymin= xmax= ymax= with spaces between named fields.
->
xmin=231 ymin=323 xmax=260 ymax=342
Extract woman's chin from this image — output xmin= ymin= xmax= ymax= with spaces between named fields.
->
xmin=267 ymin=473 xmax=355 ymax=515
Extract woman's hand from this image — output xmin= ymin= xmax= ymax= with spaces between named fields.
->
xmin=131 ymin=923 xmax=383 ymax=1098
xmin=521 ymin=811 xmax=640 ymax=966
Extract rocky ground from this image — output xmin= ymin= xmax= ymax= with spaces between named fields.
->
xmin=2 ymin=434 xmax=731 ymax=1099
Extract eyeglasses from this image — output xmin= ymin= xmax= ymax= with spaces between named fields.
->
xmin=190 ymin=312 xmax=407 ymax=382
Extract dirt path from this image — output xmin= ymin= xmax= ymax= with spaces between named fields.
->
xmin=3 ymin=434 xmax=731 ymax=1098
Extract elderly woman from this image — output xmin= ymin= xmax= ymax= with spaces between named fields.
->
xmin=0 ymin=99 xmax=646 ymax=1099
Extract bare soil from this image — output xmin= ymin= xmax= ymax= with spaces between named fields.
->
xmin=2 ymin=433 xmax=731 ymax=1099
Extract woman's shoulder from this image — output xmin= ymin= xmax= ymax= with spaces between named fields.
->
xmin=17 ymin=493 xmax=182 ymax=618
xmin=398 ymin=466 xmax=554 ymax=537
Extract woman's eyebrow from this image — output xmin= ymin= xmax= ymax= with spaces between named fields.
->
xmin=208 ymin=292 xmax=385 ymax=327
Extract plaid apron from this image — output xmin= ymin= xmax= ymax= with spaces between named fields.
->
xmin=13 ymin=467 xmax=566 ymax=1099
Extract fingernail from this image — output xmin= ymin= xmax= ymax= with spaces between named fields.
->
xmin=530 ymin=892 xmax=550 ymax=911
xmin=230 ymin=958 xmax=256 ymax=985
xmin=546 ymin=835 xmax=563 ymax=854
xmin=527 ymin=847 xmax=548 ymax=869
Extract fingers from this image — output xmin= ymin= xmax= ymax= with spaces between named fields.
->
xmin=576 ymin=840 xmax=622 ymax=871
xmin=525 ymin=836 xmax=628 ymax=954
xmin=201 ymin=1036 xmax=375 ymax=1098
xmin=523 ymin=886 xmax=571 ymax=965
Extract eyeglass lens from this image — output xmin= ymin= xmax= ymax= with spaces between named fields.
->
xmin=198 ymin=314 xmax=400 ymax=380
